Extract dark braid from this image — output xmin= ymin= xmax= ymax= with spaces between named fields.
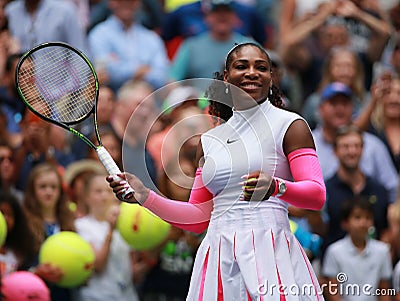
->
xmin=206 ymin=43 xmax=284 ymax=123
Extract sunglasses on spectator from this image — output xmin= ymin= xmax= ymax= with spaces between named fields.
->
xmin=0 ymin=156 xmax=13 ymax=163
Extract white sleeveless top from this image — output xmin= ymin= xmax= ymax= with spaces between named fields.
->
xmin=201 ymin=99 xmax=301 ymax=215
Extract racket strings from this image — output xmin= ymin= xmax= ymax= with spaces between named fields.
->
xmin=17 ymin=46 xmax=96 ymax=124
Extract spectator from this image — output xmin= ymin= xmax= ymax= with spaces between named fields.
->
xmin=337 ymin=0 xmax=391 ymax=63
xmin=0 ymin=191 xmax=36 ymax=275
xmin=337 ymin=0 xmax=391 ymax=90
xmin=161 ymin=0 xmax=268 ymax=59
xmin=355 ymin=75 xmax=400 ymax=172
xmin=147 ymin=85 xmax=211 ymax=174
xmin=0 ymin=141 xmax=23 ymax=202
xmin=13 ymin=111 xmax=75 ymax=191
xmin=88 ymin=0 xmax=169 ymax=92
xmin=88 ymin=0 xmax=165 ymax=33
xmin=323 ymin=124 xmax=390 ymax=255
xmin=280 ymin=1 xmax=390 ymax=106
xmin=168 ymin=0 xmax=253 ymax=81
xmin=63 ymin=159 xmax=107 ymax=218
xmin=279 ymin=2 xmax=340 ymax=104
xmin=302 ymin=47 xmax=367 ymax=130
xmin=322 ymin=196 xmax=392 ymax=301
xmin=5 ymin=0 xmax=88 ymax=53
xmin=0 ymin=0 xmax=19 ymax=81
xmin=376 ymin=2 xmax=400 ymax=78
xmin=75 ymin=172 xmax=139 ymax=301
xmin=312 ymin=82 xmax=398 ymax=203
xmin=0 ymin=53 xmax=25 ymax=148
xmin=111 ymin=80 xmax=158 ymax=190
xmin=279 ymin=0 xmax=330 ymax=43
xmin=23 ymin=163 xmax=76 ymax=301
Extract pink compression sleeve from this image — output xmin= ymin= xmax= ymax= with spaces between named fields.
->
xmin=276 ymin=148 xmax=326 ymax=210
xmin=142 ymin=168 xmax=213 ymax=234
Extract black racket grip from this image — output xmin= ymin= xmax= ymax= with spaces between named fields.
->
xmin=96 ymin=146 xmax=135 ymax=200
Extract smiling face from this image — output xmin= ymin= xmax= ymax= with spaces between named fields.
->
xmin=334 ymin=131 xmax=363 ymax=171
xmin=224 ymin=44 xmax=272 ymax=108
xmin=319 ymin=94 xmax=353 ymax=130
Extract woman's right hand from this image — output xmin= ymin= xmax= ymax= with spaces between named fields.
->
xmin=106 ymin=173 xmax=150 ymax=204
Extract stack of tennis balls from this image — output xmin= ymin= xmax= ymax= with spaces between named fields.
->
xmin=117 ymin=202 xmax=171 ymax=250
xmin=39 ymin=231 xmax=95 ymax=288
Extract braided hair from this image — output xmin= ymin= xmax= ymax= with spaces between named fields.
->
xmin=206 ymin=42 xmax=284 ymax=123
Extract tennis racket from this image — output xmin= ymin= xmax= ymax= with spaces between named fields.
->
xmin=15 ymin=42 xmax=135 ymax=201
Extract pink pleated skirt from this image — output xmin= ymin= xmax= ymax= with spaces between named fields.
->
xmin=186 ymin=206 xmax=324 ymax=301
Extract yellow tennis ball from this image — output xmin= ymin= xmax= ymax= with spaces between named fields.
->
xmin=39 ymin=231 xmax=95 ymax=288
xmin=117 ymin=203 xmax=171 ymax=250
xmin=0 ymin=211 xmax=7 ymax=247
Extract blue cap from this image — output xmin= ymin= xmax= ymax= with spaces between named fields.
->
xmin=321 ymin=82 xmax=352 ymax=102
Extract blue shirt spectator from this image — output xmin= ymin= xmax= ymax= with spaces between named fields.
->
xmin=169 ymin=0 xmax=254 ymax=82
xmin=5 ymin=0 xmax=88 ymax=53
xmin=313 ymin=127 xmax=398 ymax=203
xmin=89 ymin=15 xmax=169 ymax=92
xmin=169 ymin=32 xmax=252 ymax=80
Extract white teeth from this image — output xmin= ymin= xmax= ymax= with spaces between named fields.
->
xmin=242 ymin=83 xmax=259 ymax=88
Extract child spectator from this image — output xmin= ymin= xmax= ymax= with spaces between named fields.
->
xmin=322 ymin=196 xmax=392 ymax=301
xmin=23 ymin=163 xmax=76 ymax=301
xmin=63 ymin=159 xmax=107 ymax=218
xmin=74 ymin=172 xmax=139 ymax=301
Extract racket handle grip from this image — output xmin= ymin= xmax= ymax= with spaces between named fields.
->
xmin=96 ymin=146 xmax=135 ymax=200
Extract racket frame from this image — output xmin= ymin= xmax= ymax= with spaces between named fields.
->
xmin=15 ymin=41 xmax=101 ymax=150
xmin=15 ymin=42 xmax=135 ymax=200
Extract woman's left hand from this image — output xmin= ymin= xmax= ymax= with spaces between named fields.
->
xmin=240 ymin=170 xmax=275 ymax=201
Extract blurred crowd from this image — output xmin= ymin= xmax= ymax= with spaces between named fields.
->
xmin=0 ymin=0 xmax=400 ymax=300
